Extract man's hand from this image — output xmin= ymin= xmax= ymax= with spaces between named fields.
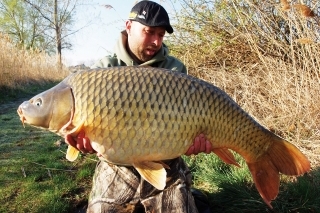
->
xmin=185 ymin=133 xmax=212 ymax=156
xmin=65 ymin=131 xmax=212 ymax=156
xmin=65 ymin=130 xmax=96 ymax=154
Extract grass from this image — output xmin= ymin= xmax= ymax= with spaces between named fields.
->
xmin=0 ymin=33 xmax=69 ymax=104
xmin=169 ymin=0 xmax=320 ymax=211
xmin=0 ymin=82 xmax=57 ymax=105
xmin=183 ymin=154 xmax=320 ymax=212
xmin=0 ymin=107 xmax=97 ymax=213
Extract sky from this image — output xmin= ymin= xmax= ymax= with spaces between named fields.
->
xmin=63 ymin=0 xmax=175 ymax=67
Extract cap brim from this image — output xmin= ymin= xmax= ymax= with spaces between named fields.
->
xmin=166 ymin=25 xmax=173 ymax=34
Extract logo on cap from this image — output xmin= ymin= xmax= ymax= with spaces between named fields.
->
xmin=128 ymin=12 xmax=137 ymax=19
xmin=130 ymin=10 xmax=146 ymax=20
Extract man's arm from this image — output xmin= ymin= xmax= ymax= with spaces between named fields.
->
xmin=65 ymin=131 xmax=212 ymax=156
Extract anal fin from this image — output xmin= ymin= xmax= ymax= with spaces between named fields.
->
xmin=133 ymin=161 xmax=167 ymax=190
xmin=212 ymin=148 xmax=240 ymax=167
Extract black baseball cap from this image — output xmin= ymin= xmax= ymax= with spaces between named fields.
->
xmin=128 ymin=1 xmax=173 ymax=34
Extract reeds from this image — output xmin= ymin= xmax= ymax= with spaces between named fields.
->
xmin=170 ymin=0 xmax=320 ymax=168
xmin=0 ymin=33 xmax=69 ymax=91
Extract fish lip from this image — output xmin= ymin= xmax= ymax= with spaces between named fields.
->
xmin=17 ymin=106 xmax=26 ymax=128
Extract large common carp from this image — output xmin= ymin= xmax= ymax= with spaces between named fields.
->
xmin=17 ymin=67 xmax=310 ymax=208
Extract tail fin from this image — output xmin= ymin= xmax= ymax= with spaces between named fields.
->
xmin=247 ymin=136 xmax=310 ymax=208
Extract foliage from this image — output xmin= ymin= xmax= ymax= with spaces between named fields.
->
xmin=168 ymin=0 xmax=320 ymax=150
xmin=0 ymin=0 xmax=54 ymax=52
xmin=168 ymin=0 xmax=320 ymax=211
xmin=23 ymin=0 xmax=80 ymax=65
xmin=169 ymin=0 xmax=320 ymax=72
xmin=0 ymin=0 xmax=83 ymax=63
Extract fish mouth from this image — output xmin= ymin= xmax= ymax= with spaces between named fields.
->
xmin=17 ymin=106 xmax=26 ymax=128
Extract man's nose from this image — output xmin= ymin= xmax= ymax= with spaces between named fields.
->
xmin=152 ymin=36 xmax=162 ymax=46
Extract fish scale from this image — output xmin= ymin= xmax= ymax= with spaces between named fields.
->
xmin=17 ymin=66 xmax=310 ymax=208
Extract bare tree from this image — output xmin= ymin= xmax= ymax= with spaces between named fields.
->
xmin=23 ymin=0 xmax=82 ymax=66
xmin=0 ymin=0 xmax=53 ymax=51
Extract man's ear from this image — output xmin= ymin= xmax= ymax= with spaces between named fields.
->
xmin=125 ymin=20 xmax=132 ymax=33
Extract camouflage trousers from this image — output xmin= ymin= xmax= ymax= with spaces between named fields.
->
xmin=86 ymin=157 xmax=199 ymax=213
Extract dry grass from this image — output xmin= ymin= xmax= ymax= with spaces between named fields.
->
xmin=196 ymin=56 xmax=320 ymax=168
xmin=170 ymin=0 xmax=320 ymax=168
xmin=0 ymin=33 xmax=69 ymax=91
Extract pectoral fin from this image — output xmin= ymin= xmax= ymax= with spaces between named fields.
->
xmin=133 ymin=161 xmax=167 ymax=190
xmin=66 ymin=145 xmax=80 ymax=161
xmin=212 ymin=148 xmax=240 ymax=167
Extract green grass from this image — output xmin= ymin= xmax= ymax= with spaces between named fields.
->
xmin=0 ymin=102 xmax=96 ymax=213
xmin=1 ymin=85 xmax=319 ymax=213
xmin=183 ymin=153 xmax=320 ymax=212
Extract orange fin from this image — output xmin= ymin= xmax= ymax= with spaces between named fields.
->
xmin=247 ymin=137 xmax=310 ymax=208
xmin=66 ymin=145 xmax=80 ymax=162
xmin=133 ymin=161 xmax=167 ymax=190
xmin=212 ymin=148 xmax=240 ymax=167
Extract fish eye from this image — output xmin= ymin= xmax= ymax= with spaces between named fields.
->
xmin=35 ymin=98 xmax=42 ymax=107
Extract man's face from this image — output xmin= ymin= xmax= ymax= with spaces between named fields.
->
xmin=126 ymin=21 xmax=166 ymax=62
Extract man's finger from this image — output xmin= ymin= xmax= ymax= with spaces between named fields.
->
xmin=205 ymin=141 xmax=212 ymax=154
xmin=185 ymin=146 xmax=195 ymax=156
xmin=83 ymin=136 xmax=96 ymax=153
xmin=77 ymin=130 xmax=85 ymax=139
xmin=193 ymin=136 xmax=200 ymax=154
xmin=199 ymin=134 xmax=206 ymax=152
xmin=65 ymin=134 xmax=76 ymax=147
xmin=76 ymin=139 xmax=84 ymax=153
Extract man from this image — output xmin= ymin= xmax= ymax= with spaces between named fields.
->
xmin=66 ymin=1 xmax=212 ymax=212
